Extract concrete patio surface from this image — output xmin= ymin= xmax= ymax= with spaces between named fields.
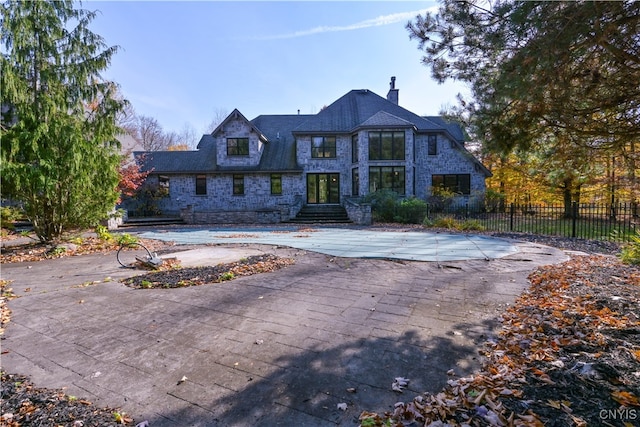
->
xmin=1 ymin=228 xmax=568 ymax=426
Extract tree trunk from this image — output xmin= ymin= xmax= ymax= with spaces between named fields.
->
xmin=563 ymin=179 xmax=574 ymax=219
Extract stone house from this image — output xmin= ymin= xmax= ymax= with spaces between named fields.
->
xmin=131 ymin=78 xmax=491 ymax=225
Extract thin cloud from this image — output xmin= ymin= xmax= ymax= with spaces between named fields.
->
xmin=251 ymin=7 xmax=434 ymax=41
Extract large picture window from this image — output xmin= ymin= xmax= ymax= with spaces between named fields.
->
xmin=368 ymin=131 xmax=405 ymax=160
xmin=311 ymin=136 xmax=336 ymax=158
xmin=233 ymin=174 xmax=244 ymax=195
xmin=227 ymin=138 xmax=249 ymax=156
xmin=432 ymin=174 xmax=471 ymax=195
xmin=369 ymin=166 xmax=405 ymax=195
xmin=195 ymin=175 xmax=207 ymax=195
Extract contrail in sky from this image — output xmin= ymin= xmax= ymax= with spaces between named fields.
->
xmin=253 ymin=7 xmax=434 ymax=40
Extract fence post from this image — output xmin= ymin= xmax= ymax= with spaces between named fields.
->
xmin=571 ymin=202 xmax=578 ymax=238
xmin=510 ymin=203 xmax=515 ymax=231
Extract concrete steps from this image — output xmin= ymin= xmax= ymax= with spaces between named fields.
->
xmin=120 ymin=216 xmax=185 ymax=228
xmin=288 ymin=205 xmax=351 ymax=224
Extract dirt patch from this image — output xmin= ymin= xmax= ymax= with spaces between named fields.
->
xmin=0 ymin=372 xmax=132 ymax=426
xmin=122 ymin=254 xmax=295 ymax=288
xmin=0 ymin=236 xmax=173 ymax=264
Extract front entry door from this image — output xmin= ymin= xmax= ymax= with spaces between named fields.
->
xmin=307 ymin=173 xmax=340 ymax=204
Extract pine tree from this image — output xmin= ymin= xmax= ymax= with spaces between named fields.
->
xmin=1 ymin=0 xmax=126 ymax=242
xmin=407 ymin=0 xmax=640 ymax=204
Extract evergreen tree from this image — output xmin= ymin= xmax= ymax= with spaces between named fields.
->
xmin=1 ymin=0 xmax=126 ymax=242
xmin=407 ymin=0 xmax=640 ymax=204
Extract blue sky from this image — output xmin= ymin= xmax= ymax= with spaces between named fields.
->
xmin=88 ymin=1 xmax=464 ymax=136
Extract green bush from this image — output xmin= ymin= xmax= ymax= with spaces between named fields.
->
xmin=95 ymin=225 xmax=113 ymax=241
xmin=460 ymin=219 xmax=485 ymax=231
xmin=431 ymin=216 xmax=458 ymax=229
xmin=427 ymin=187 xmax=457 ymax=212
xmin=1 ymin=206 xmax=22 ymax=230
xmin=394 ymin=197 xmax=428 ymax=224
xmin=116 ymin=233 xmax=138 ymax=247
xmin=362 ymin=189 xmax=400 ymax=222
xmin=620 ymin=229 xmax=640 ymax=265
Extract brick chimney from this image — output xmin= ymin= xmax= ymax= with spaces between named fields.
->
xmin=386 ymin=76 xmax=398 ymax=105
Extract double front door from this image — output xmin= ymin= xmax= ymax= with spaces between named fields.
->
xmin=307 ymin=173 xmax=340 ymax=204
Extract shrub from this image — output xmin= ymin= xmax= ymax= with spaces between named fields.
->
xmin=432 ymin=216 xmax=458 ymax=229
xmin=484 ymin=189 xmax=507 ymax=213
xmin=220 ymin=272 xmax=235 ymax=281
xmin=362 ymin=189 xmax=400 ymax=222
xmin=117 ymin=233 xmax=138 ymax=247
xmin=620 ymin=229 xmax=640 ymax=265
xmin=427 ymin=187 xmax=456 ymax=212
xmin=95 ymin=225 xmax=113 ymax=241
xmin=0 ymin=206 xmax=22 ymax=230
xmin=460 ymin=219 xmax=485 ymax=231
xmin=394 ymin=197 xmax=428 ymax=224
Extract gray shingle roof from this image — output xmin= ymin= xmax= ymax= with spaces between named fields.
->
xmin=250 ymin=114 xmax=311 ymax=171
xmin=359 ymin=111 xmax=416 ymax=128
xmin=135 ymin=146 xmax=217 ymax=174
xmin=292 ymin=89 xmax=444 ymax=134
xmin=136 ymin=88 xmax=484 ymax=175
xmin=423 ymin=116 xmax=466 ymax=142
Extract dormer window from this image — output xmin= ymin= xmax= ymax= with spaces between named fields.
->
xmin=227 ymin=138 xmax=249 ymax=156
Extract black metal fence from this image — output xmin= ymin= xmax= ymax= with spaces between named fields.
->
xmin=426 ymin=201 xmax=639 ymax=242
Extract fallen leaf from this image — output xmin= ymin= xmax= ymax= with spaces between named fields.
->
xmin=392 ymin=377 xmax=410 ymax=392
xmin=611 ymin=390 xmax=639 ymax=406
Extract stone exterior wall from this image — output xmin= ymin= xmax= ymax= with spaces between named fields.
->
xmin=214 ymin=115 xmax=264 ymax=168
xmin=180 ymin=206 xmax=281 ymax=224
xmin=156 ymin=174 xmax=304 ymax=219
xmin=155 ymin=173 xmax=303 ymax=221
xmin=352 ymin=129 xmax=417 ymax=197
xmin=132 ymin=125 xmax=488 ymax=224
xmin=296 ymin=135 xmax=353 ymax=200
xmin=298 ymin=129 xmax=420 ymax=200
xmin=344 ymin=197 xmax=372 ymax=225
xmin=414 ymin=134 xmax=486 ymax=204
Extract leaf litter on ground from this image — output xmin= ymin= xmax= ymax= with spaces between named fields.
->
xmin=359 ymin=255 xmax=640 ymax=426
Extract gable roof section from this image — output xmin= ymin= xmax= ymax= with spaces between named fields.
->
xmin=293 ymin=89 xmax=443 ymax=134
xmin=212 ymin=108 xmax=268 ymax=142
xmin=359 ymin=111 xmax=416 ymax=129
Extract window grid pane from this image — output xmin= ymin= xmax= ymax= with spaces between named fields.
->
xmin=271 ymin=174 xmax=282 ymax=195
xmin=428 ymin=135 xmax=437 ymax=156
xmin=195 ymin=175 xmax=207 ymax=195
xmin=352 ymin=135 xmax=358 ymax=163
xmin=431 ymin=174 xmax=471 ymax=195
xmin=233 ymin=174 xmax=244 ymax=195
xmin=368 ymin=166 xmax=405 ymax=195
xmin=311 ymin=136 xmax=336 ymax=158
xmin=368 ymin=131 xmax=404 ymax=160
xmin=227 ymin=138 xmax=249 ymax=156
